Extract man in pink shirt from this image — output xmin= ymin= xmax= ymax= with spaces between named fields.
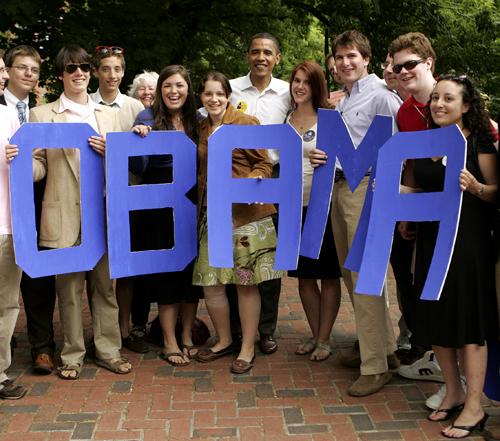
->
xmin=0 ymin=103 xmax=26 ymax=399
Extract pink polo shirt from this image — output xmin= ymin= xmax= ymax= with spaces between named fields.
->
xmin=0 ymin=106 xmax=21 ymax=234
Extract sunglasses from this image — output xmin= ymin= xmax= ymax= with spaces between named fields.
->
xmin=392 ymin=59 xmax=424 ymax=74
xmin=95 ymin=46 xmax=124 ymax=55
xmin=64 ymin=63 xmax=92 ymax=74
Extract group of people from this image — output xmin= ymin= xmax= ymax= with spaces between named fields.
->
xmin=0 ymin=29 xmax=498 ymax=440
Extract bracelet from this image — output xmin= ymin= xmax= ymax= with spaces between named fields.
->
xmin=478 ymin=184 xmax=485 ymax=196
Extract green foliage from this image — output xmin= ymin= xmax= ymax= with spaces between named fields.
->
xmin=0 ymin=0 xmax=498 ymax=118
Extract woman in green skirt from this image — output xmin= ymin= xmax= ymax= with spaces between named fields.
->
xmin=193 ymin=71 xmax=284 ymax=374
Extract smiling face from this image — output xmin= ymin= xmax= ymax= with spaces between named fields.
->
xmin=291 ymin=68 xmax=312 ymax=106
xmin=200 ymin=79 xmax=229 ymax=121
xmin=383 ymin=54 xmax=399 ymax=91
xmin=430 ymin=80 xmax=469 ymax=128
xmin=161 ymin=73 xmax=188 ymax=114
xmin=61 ymin=63 xmax=91 ymax=99
xmin=393 ymin=49 xmax=432 ymax=96
xmin=135 ymin=81 xmax=156 ymax=107
xmin=6 ymin=55 xmax=40 ymax=99
xmin=334 ymin=45 xmax=369 ymax=90
xmin=96 ymin=55 xmax=124 ymax=96
xmin=247 ymin=38 xmax=281 ymax=82
xmin=0 ymin=57 xmax=8 ymax=94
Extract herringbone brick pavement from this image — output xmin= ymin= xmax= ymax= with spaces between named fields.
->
xmin=1 ymin=276 xmax=498 ymax=440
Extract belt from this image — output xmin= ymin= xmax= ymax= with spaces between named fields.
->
xmin=334 ymin=170 xmax=371 ymax=183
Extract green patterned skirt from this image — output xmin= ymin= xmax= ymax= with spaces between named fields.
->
xmin=193 ymin=215 xmax=285 ymax=286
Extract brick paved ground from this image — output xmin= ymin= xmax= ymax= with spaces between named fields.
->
xmin=1 ymin=276 xmax=499 ymax=440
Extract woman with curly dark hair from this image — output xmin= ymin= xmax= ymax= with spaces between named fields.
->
xmin=130 ymin=65 xmax=202 ymax=367
xmin=402 ymin=75 xmax=498 ymax=438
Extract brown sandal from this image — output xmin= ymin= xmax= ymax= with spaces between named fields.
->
xmin=231 ymin=356 xmax=255 ymax=374
xmin=95 ymin=357 xmax=132 ymax=374
xmin=160 ymin=352 xmax=190 ymax=367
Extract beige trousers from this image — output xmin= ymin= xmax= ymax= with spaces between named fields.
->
xmin=331 ymin=177 xmax=397 ymax=375
xmin=0 ymin=235 xmax=22 ymax=383
xmin=56 ymin=253 xmax=121 ymax=366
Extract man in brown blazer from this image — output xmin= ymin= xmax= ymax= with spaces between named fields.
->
xmin=26 ymin=45 xmax=131 ymax=379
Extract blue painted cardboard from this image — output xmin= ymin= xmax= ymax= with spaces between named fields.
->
xmin=106 ymin=131 xmax=197 ymax=279
xmin=207 ymin=124 xmax=302 ymax=270
xmin=9 ymin=123 xmax=106 ymax=277
xmin=355 ymin=125 xmax=466 ymax=300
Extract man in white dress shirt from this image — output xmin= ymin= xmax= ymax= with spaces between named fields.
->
xmin=228 ymin=33 xmax=291 ymax=355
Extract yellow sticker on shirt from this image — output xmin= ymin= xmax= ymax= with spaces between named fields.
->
xmin=236 ymin=100 xmax=247 ymax=113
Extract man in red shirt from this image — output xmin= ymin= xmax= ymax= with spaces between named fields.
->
xmin=388 ymin=33 xmax=450 ymax=406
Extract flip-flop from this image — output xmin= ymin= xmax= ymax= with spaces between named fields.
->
xmin=57 ymin=364 xmax=82 ymax=380
xmin=160 ymin=352 xmax=190 ymax=367
xmin=181 ymin=343 xmax=198 ymax=359
xmin=95 ymin=357 xmax=132 ymax=374
xmin=427 ymin=403 xmax=464 ymax=422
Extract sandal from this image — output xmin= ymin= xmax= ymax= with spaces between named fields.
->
xmin=231 ymin=355 xmax=255 ymax=374
xmin=95 ymin=357 xmax=132 ymax=374
xmin=159 ymin=352 xmax=190 ymax=367
xmin=310 ymin=341 xmax=332 ymax=362
xmin=427 ymin=403 xmax=464 ymax=422
xmin=57 ymin=364 xmax=82 ymax=380
xmin=295 ymin=337 xmax=316 ymax=355
xmin=442 ymin=413 xmax=488 ymax=439
xmin=181 ymin=343 xmax=198 ymax=359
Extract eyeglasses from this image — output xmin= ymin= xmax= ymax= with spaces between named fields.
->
xmin=95 ymin=46 xmax=124 ymax=55
xmin=64 ymin=63 xmax=92 ymax=74
xmin=392 ymin=59 xmax=424 ymax=74
xmin=10 ymin=65 xmax=40 ymax=75
xmin=0 ymin=67 xmax=6 ymax=74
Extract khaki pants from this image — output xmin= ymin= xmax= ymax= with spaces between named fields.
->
xmin=331 ymin=177 xmax=397 ymax=375
xmin=56 ymin=253 xmax=121 ymax=366
xmin=0 ymin=235 xmax=22 ymax=383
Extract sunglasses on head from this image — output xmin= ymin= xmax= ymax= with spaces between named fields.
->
xmin=64 ymin=63 xmax=92 ymax=74
xmin=95 ymin=46 xmax=124 ymax=55
xmin=392 ymin=59 xmax=424 ymax=74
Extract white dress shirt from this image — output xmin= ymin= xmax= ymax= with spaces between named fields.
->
xmin=3 ymin=88 xmax=30 ymax=122
xmin=230 ymin=73 xmax=291 ymax=163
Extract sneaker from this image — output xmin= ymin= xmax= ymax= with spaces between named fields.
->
xmin=0 ymin=379 xmax=27 ymax=400
xmin=425 ymin=376 xmax=467 ymax=410
xmin=398 ymin=351 xmax=444 ymax=382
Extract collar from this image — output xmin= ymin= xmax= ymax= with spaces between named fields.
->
xmin=241 ymin=72 xmax=281 ymax=93
xmin=58 ymin=93 xmax=97 ymax=117
xmin=348 ymin=73 xmax=376 ymax=95
xmin=201 ymin=104 xmax=240 ymax=132
xmin=90 ymin=89 xmax=124 ymax=107
xmin=3 ymin=87 xmax=29 ymax=108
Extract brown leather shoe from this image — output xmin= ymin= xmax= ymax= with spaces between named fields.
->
xmin=230 ymin=356 xmax=255 ymax=374
xmin=347 ymin=372 xmax=392 ymax=397
xmin=33 ymin=353 xmax=54 ymax=375
xmin=259 ymin=335 xmax=278 ymax=354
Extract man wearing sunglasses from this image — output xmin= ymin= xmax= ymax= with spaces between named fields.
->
xmin=0 ymin=45 xmax=58 ymax=377
xmin=12 ymin=44 xmax=131 ymax=380
xmin=388 ymin=32 xmax=448 ymax=404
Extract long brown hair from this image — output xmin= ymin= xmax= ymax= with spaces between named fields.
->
xmin=289 ymin=61 xmax=328 ymax=111
xmin=152 ymin=65 xmax=198 ymax=143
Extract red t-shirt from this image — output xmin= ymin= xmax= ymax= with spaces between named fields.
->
xmin=397 ymin=95 xmax=430 ymax=132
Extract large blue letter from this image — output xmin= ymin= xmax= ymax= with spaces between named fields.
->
xmin=300 ymin=109 xmax=394 ymax=261
xmin=355 ymin=125 xmax=466 ymax=300
xmin=106 ymin=131 xmax=197 ymax=279
xmin=207 ymin=124 xmax=302 ymax=270
xmin=10 ymin=123 xmax=105 ymax=277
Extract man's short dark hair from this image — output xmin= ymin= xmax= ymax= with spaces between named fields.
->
xmin=5 ymin=45 xmax=42 ymax=68
xmin=0 ymin=49 xmax=5 ymax=60
xmin=247 ymin=32 xmax=281 ymax=53
xmin=388 ymin=32 xmax=437 ymax=73
xmin=93 ymin=51 xmax=125 ymax=70
xmin=332 ymin=30 xmax=371 ymax=61
xmin=54 ymin=44 xmax=92 ymax=76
